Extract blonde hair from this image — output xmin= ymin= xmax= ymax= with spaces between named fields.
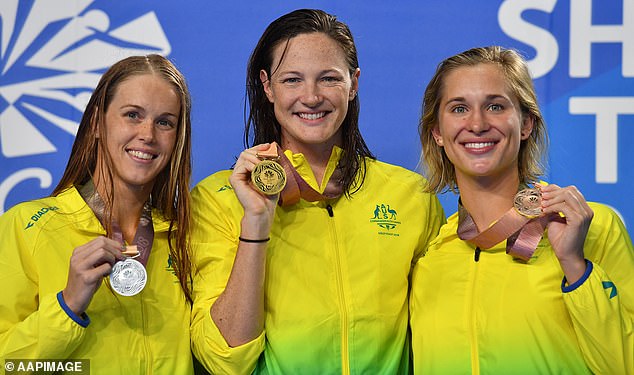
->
xmin=419 ymin=46 xmax=548 ymax=193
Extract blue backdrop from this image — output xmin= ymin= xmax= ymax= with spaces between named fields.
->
xmin=1 ymin=0 xmax=632 ymax=230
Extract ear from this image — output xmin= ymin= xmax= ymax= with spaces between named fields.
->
xmin=260 ymin=70 xmax=274 ymax=103
xmin=349 ymin=68 xmax=360 ymax=101
xmin=431 ymin=125 xmax=443 ymax=146
xmin=520 ymin=114 xmax=534 ymax=140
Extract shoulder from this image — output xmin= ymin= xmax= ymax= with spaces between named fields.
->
xmin=364 ymin=158 xmax=427 ymax=190
xmin=586 ymin=201 xmax=628 ymax=235
xmin=191 ymin=170 xmax=239 ymax=212
xmin=192 ymin=170 xmax=233 ymax=196
xmin=0 ymin=194 xmax=65 ymax=239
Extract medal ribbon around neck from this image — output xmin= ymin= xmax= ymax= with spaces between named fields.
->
xmin=271 ymin=143 xmax=344 ymax=207
xmin=79 ymin=181 xmax=154 ymax=295
xmin=457 ymin=187 xmax=565 ymax=261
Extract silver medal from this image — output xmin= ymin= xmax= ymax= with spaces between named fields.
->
xmin=110 ymin=258 xmax=147 ymax=296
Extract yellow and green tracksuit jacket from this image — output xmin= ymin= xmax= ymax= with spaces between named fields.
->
xmin=410 ymin=202 xmax=634 ymax=374
xmin=190 ymin=147 xmax=445 ymax=375
xmin=0 ymin=186 xmax=194 ymax=375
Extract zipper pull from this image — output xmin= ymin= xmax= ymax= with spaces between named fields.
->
xmin=474 ymin=247 xmax=481 ymax=262
xmin=326 ymin=204 xmax=334 ymax=217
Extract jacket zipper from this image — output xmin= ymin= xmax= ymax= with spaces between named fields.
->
xmin=326 ymin=204 xmax=350 ymax=375
xmin=468 ymin=248 xmax=480 ymax=374
xmin=141 ymin=296 xmax=152 ymax=373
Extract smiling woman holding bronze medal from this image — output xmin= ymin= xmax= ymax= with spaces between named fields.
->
xmin=189 ymin=9 xmax=445 ymax=375
xmin=0 ymin=55 xmax=197 ymax=374
xmin=410 ymin=46 xmax=634 ymax=374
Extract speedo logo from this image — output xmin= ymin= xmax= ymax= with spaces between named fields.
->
xmin=24 ymin=206 xmax=59 ymax=229
xmin=370 ymin=203 xmax=401 ymax=236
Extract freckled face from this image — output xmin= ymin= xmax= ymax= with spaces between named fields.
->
xmin=97 ymin=74 xmax=180 ymax=193
xmin=261 ymin=32 xmax=359 ymax=154
xmin=432 ymin=63 xmax=533 ymax=183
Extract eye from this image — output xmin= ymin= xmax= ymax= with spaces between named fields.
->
xmin=321 ymin=76 xmax=339 ymax=82
xmin=126 ymin=111 xmax=140 ymax=120
xmin=282 ymin=77 xmax=301 ymax=84
xmin=451 ymin=105 xmax=468 ymax=114
xmin=320 ymin=75 xmax=344 ymax=86
xmin=156 ymin=118 xmax=176 ymax=129
xmin=488 ymin=103 xmax=503 ymax=111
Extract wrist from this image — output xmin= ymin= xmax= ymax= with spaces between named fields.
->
xmin=240 ymin=216 xmax=272 ymax=240
xmin=559 ymin=256 xmax=587 ymax=285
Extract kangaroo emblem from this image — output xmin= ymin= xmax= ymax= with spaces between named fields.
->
xmin=372 ymin=205 xmax=381 ymax=219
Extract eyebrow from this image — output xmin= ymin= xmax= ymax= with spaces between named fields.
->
xmin=120 ymin=104 xmax=178 ymax=118
xmin=276 ymin=68 xmax=344 ymax=76
xmin=444 ymin=94 xmax=510 ymax=104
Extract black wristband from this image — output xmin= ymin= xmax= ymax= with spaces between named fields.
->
xmin=239 ymin=236 xmax=270 ymax=243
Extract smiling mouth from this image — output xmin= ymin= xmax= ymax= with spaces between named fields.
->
xmin=297 ymin=112 xmax=327 ymax=120
xmin=127 ymin=150 xmax=157 ymax=160
xmin=464 ymin=142 xmax=496 ymax=149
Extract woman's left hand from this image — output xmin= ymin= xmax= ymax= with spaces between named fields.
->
xmin=539 ymin=184 xmax=594 ymax=284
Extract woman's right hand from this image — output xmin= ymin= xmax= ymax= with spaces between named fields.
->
xmin=229 ymin=143 xmax=279 ymax=237
xmin=62 ymin=236 xmax=125 ymax=315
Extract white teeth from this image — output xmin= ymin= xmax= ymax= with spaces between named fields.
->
xmin=128 ymin=150 xmax=154 ymax=160
xmin=298 ymin=112 xmax=325 ymax=120
xmin=465 ymin=142 xmax=495 ymax=149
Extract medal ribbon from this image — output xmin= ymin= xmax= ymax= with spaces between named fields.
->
xmin=79 ymin=181 xmax=154 ymax=266
xmin=457 ymin=188 xmax=564 ymax=261
xmin=272 ymin=144 xmax=344 ymax=207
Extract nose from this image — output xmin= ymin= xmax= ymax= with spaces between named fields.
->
xmin=467 ymin=109 xmax=490 ymax=134
xmin=300 ymin=82 xmax=322 ymax=107
xmin=137 ymin=120 xmax=155 ymax=143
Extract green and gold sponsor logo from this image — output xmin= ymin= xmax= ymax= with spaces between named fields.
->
xmin=370 ymin=203 xmax=401 ymax=236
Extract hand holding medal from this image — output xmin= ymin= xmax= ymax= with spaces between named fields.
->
xmin=538 ymin=183 xmax=593 ymax=280
xmin=62 ymin=236 xmax=127 ymax=315
xmin=251 ymin=143 xmax=287 ymax=195
xmin=458 ymin=184 xmax=566 ymax=261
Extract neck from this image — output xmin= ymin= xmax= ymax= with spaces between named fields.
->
xmin=457 ymin=172 xmax=520 ymax=231
xmin=93 ymin=176 xmax=152 ymax=244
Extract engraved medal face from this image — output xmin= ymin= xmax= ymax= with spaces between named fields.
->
xmin=513 ymin=188 xmax=542 ymax=218
xmin=110 ymin=258 xmax=147 ymax=296
xmin=251 ymin=159 xmax=287 ymax=195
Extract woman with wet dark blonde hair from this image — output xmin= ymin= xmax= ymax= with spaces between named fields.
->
xmin=190 ymin=9 xmax=444 ymax=375
xmin=411 ymin=46 xmax=633 ymax=374
xmin=0 ymin=54 xmax=196 ymax=374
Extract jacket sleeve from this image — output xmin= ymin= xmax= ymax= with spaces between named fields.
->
xmin=562 ymin=203 xmax=634 ymax=375
xmin=0 ymin=206 xmax=87 ymax=361
xmin=413 ymin=190 xmax=445 ymax=265
xmin=189 ymin=178 xmax=265 ymax=375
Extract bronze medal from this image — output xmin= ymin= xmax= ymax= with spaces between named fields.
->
xmin=513 ymin=188 xmax=542 ymax=218
xmin=252 ymin=159 xmax=286 ymax=195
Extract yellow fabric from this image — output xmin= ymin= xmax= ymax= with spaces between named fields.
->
xmin=0 ymin=187 xmax=193 ymax=374
xmin=410 ymin=202 xmax=634 ymax=374
xmin=190 ymin=151 xmax=445 ymax=375
xmin=283 ymin=146 xmax=342 ymax=192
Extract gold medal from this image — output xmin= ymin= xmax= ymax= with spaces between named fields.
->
xmin=251 ymin=143 xmax=287 ymax=195
xmin=252 ymin=159 xmax=286 ymax=195
xmin=513 ymin=188 xmax=542 ymax=218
